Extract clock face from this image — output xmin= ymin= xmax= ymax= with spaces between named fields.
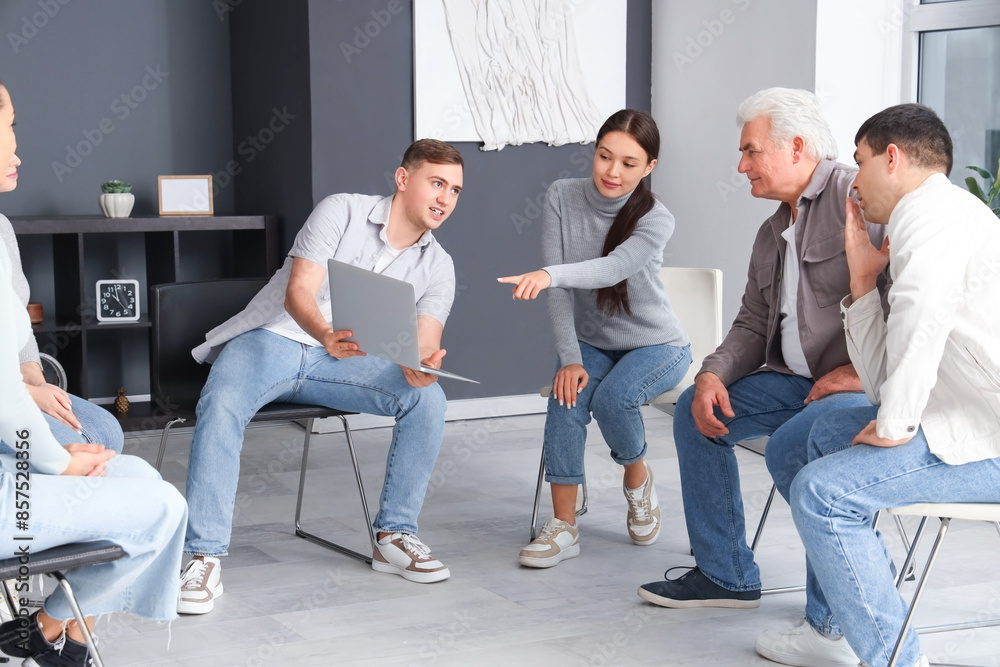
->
xmin=96 ymin=279 xmax=141 ymax=322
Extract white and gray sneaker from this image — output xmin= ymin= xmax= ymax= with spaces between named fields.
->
xmin=177 ymin=556 xmax=223 ymax=614
xmin=624 ymin=462 xmax=660 ymax=545
xmin=372 ymin=533 xmax=450 ymax=583
xmin=755 ymin=619 xmax=859 ymax=667
xmin=518 ymin=518 xmax=580 ymax=568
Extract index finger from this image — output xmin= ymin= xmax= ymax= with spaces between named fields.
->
xmin=496 ymin=276 xmax=523 ymax=285
xmin=330 ymin=329 xmax=354 ymax=340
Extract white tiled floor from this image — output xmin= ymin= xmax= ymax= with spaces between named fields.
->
xmin=99 ymin=407 xmax=1000 ymax=666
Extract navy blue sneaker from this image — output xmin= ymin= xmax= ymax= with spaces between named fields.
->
xmin=24 ymin=635 xmax=91 ymax=667
xmin=638 ymin=566 xmax=760 ymax=609
xmin=0 ymin=610 xmax=57 ymax=659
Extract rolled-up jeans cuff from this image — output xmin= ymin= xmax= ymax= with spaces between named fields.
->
xmin=610 ymin=443 xmax=647 ymax=467
xmin=544 ymin=473 xmax=585 ymax=486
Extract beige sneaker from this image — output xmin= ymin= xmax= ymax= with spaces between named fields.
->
xmin=372 ymin=533 xmax=450 ymax=583
xmin=624 ymin=462 xmax=660 ymax=545
xmin=177 ymin=556 xmax=223 ymax=614
xmin=519 ymin=518 xmax=580 ymax=568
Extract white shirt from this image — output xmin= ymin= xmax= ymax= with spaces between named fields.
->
xmin=262 ymin=242 xmax=406 ymax=346
xmin=843 ymin=173 xmax=1000 ymax=464
xmin=779 ymin=224 xmax=812 ymax=378
xmin=0 ymin=242 xmax=70 ymax=474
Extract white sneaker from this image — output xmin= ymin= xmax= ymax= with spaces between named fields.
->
xmin=177 ymin=556 xmax=223 ymax=614
xmin=624 ymin=463 xmax=660 ymax=545
xmin=755 ymin=619 xmax=859 ymax=667
xmin=519 ymin=518 xmax=580 ymax=568
xmin=372 ymin=533 xmax=450 ymax=583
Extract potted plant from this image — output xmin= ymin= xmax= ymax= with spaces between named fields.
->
xmin=99 ymin=180 xmax=135 ymax=218
xmin=965 ymin=158 xmax=1000 ymax=218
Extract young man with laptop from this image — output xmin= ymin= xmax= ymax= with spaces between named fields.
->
xmin=177 ymin=140 xmax=464 ymax=614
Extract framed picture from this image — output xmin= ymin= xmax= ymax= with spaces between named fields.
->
xmin=158 ymin=175 xmax=214 ymax=216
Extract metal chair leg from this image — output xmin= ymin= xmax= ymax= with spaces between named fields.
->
xmin=154 ymin=417 xmax=186 ymax=472
xmin=530 ymin=443 xmax=546 ymax=541
xmin=51 ymin=573 xmax=104 ymax=667
xmin=530 ymin=442 xmax=587 ymax=541
xmin=895 ymin=517 xmax=928 ymax=591
xmin=888 ymin=518 xmax=950 ymax=667
xmin=750 ymin=484 xmax=776 ymax=553
xmin=295 ymin=416 xmax=376 ymax=564
xmin=0 ymin=579 xmax=16 ymax=619
xmin=753 ymin=484 xmax=807 ymax=595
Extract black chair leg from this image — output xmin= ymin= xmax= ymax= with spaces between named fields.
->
xmin=295 ymin=416 xmax=376 ymax=563
xmin=529 ymin=442 xmax=588 ymax=541
xmin=50 ymin=572 xmax=104 ymax=667
xmin=154 ymin=417 xmax=186 ymax=472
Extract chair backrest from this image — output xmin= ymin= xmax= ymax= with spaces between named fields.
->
xmin=653 ymin=267 xmax=724 ymax=403
xmin=150 ymin=279 xmax=267 ymax=413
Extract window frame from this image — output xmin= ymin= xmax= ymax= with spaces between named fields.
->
xmin=902 ymin=0 xmax=1000 ymax=101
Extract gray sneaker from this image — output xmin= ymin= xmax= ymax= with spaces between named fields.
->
xmin=624 ymin=462 xmax=660 ymax=545
xmin=518 ymin=518 xmax=580 ymax=568
xmin=177 ymin=556 xmax=223 ymax=614
xmin=372 ymin=533 xmax=451 ymax=583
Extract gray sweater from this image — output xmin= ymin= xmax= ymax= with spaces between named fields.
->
xmin=542 ymin=178 xmax=689 ymax=367
xmin=0 ymin=213 xmax=41 ymax=367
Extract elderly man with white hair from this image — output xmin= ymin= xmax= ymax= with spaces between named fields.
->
xmin=638 ymin=88 xmax=888 ymax=666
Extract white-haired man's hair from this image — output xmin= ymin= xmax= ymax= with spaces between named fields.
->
xmin=736 ymin=88 xmax=838 ymax=161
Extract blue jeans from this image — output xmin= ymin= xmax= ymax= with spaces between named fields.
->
xmin=0 ymin=394 xmax=124 ymax=455
xmin=0 ymin=454 xmax=187 ymax=621
xmin=184 ymin=329 xmax=447 ymax=556
xmin=674 ymin=370 xmax=872 ymax=591
xmin=771 ymin=403 xmax=890 ymax=637
xmin=792 ymin=406 xmax=1000 ymax=667
xmin=544 ymin=341 xmax=691 ymax=485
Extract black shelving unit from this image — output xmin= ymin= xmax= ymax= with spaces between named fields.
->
xmin=12 ymin=215 xmax=278 ymax=427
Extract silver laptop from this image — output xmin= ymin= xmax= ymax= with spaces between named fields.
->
xmin=327 ymin=259 xmax=479 ymax=383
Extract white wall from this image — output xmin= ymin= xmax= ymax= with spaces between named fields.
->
xmin=652 ymin=0 xmax=905 ymax=330
xmin=651 ymin=0 xmax=818 ymax=328
xmin=815 ymin=0 xmax=904 ymax=164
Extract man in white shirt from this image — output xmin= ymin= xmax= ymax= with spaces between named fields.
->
xmin=757 ymin=104 xmax=1000 ymax=667
xmin=178 ymin=140 xmax=464 ymax=615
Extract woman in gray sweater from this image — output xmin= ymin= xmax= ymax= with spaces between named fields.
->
xmin=500 ymin=110 xmax=690 ymax=567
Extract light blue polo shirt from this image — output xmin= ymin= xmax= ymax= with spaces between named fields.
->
xmin=192 ymin=193 xmax=455 ymax=364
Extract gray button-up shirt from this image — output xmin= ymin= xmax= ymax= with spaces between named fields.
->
xmin=192 ymin=193 xmax=455 ymax=364
xmin=699 ymin=160 xmax=889 ymax=385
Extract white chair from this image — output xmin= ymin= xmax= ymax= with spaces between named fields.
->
xmin=885 ymin=503 xmax=1000 ymax=667
xmin=529 ymin=267 xmax=723 ymax=539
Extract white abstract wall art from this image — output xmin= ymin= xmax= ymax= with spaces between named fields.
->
xmin=414 ymin=0 xmax=627 ymax=151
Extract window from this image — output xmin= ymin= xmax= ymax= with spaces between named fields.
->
xmin=903 ymin=0 xmax=1000 ymax=184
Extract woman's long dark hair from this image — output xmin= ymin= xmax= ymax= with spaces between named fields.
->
xmin=594 ymin=109 xmax=659 ymax=316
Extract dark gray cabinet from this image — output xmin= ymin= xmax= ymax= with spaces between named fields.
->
xmin=12 ymin=215 xmax=278 ymax=420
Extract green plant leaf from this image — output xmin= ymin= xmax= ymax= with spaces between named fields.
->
xmin=965 ymin=176 xmax=988 ymax=204
xmin=990 ymin=158 xmax=1000 ymax=204
xmin=966 ymin=165 xmax=994 ymax=181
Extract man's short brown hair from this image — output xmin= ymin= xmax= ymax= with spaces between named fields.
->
xmin=401 ymin=139 xmax=463 ymax=171
xmin=855 ymin=103 xmax=953 ymax=176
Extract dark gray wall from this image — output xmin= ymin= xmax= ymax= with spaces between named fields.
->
xmin=307 ymin=0 xmax=653 ymax=400
xmin=0 ymin=0 xmax=234 ymax=217
xmin=651 ymin=0 xmax=818 ymax=328
xmin=228 ymin=0 xmax=313 ymax=251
